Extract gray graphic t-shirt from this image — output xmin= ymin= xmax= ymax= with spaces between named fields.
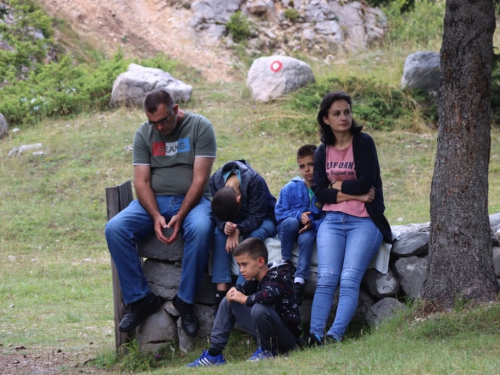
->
xmin=133 ymin=112 xmax=216 ymax=196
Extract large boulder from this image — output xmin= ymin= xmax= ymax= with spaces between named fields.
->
xmin=137 ymin=227 xmax=184 ymax=262
xmin=247 ymin=55 xmax=315 ymax=102
xmin=362 ymin=269 xmax=400 ymax=299
xmin=137 ymin=304 xmax=178 ymax=351
xmin=401 ymin=51 xmax=440 ymax=94
xmin=110 ymin=64 xmax=192 ymax=106
xmin=366 ymin=297 xmax=406 ymax=325
xmin=392 ymin=231 xmax=430 ymax=257
xmin=0 ymin=113 xmax=8 ymax=140
xmin=393 ymin=256 xmax=428 ymax=298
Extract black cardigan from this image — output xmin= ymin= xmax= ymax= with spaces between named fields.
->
xmin=312 ymin=132 xmax=392 ymax=243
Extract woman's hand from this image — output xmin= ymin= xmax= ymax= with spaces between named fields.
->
xmin=358 ymin=187 xmax=375 ymax=203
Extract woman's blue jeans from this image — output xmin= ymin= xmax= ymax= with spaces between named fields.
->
xmin=310 ymin=211 xmax=382 ymax=341
xmin=104 ymin=196 xmax=214 ymax=305
xmin=278 ymin=217 xmax=315 ymax=280
xmin=212 ymin=217 xmax=276 ymax=285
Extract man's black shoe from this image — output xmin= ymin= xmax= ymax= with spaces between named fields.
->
xmin=173 ymin=295 xmax=199 ymax=337
xmin=294 ymin=282 xmax=306 ymax=306
xmin=118 ymin=293 xmax=162 ymax=332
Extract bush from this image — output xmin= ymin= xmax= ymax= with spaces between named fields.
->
xmin=226 ymin=11 xmax=251 ymax=43
xmin=0 ymin=52 xmax=180 ymax=125
xmin=284 ymin=76 xmax=438 ymax=131
xmin=284 ymin=8 xmax=299 ymax=22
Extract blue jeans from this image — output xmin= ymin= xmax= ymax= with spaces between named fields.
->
xmin=104 ymin=196 xmax=214 ymax=304
xmin=278 ymin=217 xmax=315 ymax=280
xmin=310 ymin=211 xmax=382 ymax=341
xmin=212 ymin=218 xmax=276 ymax=285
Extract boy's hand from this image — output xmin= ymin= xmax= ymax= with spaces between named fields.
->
xmin=300 ymin=211 xmax=311 ymax=225
xmin=299 ymin=222 xmax=312 ymax=234
xmin=226 ymin=287 xmax=247 ymax=304
xmin=224 ymin=222 xmax=237 ymax=235
xmin=225 ymin=229 xmax=240 ymax=253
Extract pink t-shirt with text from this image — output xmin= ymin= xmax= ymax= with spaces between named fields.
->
xmin=323 ymin=144 xmax=369 ymax=217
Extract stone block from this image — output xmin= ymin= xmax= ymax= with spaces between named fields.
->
xmin=393 ymin=256 xmax=428 ymax=298
xmin=362 ymin=268 xmax=400 ymax=299
xmin=366 ymin=297 xmax=406 ymax=326
xmin=392 ymin=231 xmax=429 ymax=257
xmin=143 ymin=259 xmax=182 ymax=300
xmin=137 ymin=227 xmax=184 ymax=262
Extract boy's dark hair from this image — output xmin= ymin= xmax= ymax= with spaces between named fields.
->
xmin=211 ymin=187 xmax=240 ymax=221
xmin=143 ymin=89 xmax=175 ymax=113
xmin=297 ymin=144 xmax=317 ymax=159
xmin=234 ymin=238 xmax=268 ymax=263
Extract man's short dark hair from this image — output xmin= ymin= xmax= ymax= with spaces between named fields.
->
xmin=211 ymin=187 xmax=240 ymax=222
xmin=297 ymin=144 xmax=317 ymax=159
xmin=234 ymin=238 xmax=268 ymax=263
xmin=143 ymin=89 xmax=175 ymax=113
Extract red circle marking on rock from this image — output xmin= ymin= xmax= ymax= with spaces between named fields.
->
xmin=270 ymin=60 xmax=283 ymax=72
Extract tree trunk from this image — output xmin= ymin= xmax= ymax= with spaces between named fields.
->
xmin=421 ymin=0 xmax=499 ymax=306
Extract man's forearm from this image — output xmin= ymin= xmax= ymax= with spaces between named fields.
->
xmin=136 ymin=183 xmax=161 ymax=220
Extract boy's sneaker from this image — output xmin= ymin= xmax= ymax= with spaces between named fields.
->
xmin=246 ymin=347 xmax=276 ymax=362
xmin=186 ymin=350 xmax=226 ymax=367
xmin=293 ymin=282 xmax=306 ymax=306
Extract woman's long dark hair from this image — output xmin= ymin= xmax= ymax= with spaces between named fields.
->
xmin=317 ymin=91 xmax=362 ymax=145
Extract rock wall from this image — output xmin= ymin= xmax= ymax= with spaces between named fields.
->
xmin=133 ymin=213 xmax=500 ymax=352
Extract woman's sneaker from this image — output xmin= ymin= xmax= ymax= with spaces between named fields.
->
xmin=247 ymin=347 xmax=276 ymax=362
xmin=186 ymin=350 xmax=226 ymax=367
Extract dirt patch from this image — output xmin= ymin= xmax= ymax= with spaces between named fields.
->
xmin=37 ymin=0 xmax=238 ymax=83
xmin=0 ymin=346 xmax=107 ymax=375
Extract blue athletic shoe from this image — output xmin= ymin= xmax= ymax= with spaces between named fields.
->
xmin=186 ymin=349 xmax=226 ymax=367
xmin=246 ymin=347 xmax=276 ymax=362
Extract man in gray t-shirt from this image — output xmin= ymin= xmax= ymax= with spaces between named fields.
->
xmin=105 ymin=90 xmax=216 ymax=338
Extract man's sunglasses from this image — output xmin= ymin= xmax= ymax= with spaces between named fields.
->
xmin=148 ymin=109 xmax=173 ymax=127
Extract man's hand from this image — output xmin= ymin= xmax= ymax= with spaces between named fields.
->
xmin=154 ymin=216 xmax=170 ymax=244
xmin=299 ymin=221 xmax=313 ymax=234
xmin=300 ymin=211 xmax=311 ymax=225
xmin=225 ymin=229 xmax=240 ymax=253
xmin=226 ymin=287 xmax=247 ymax=304
xmin=166 ymin=214 xmax=182 ymax=244
xmin=224 ymin=222 xmax=237 ymax=235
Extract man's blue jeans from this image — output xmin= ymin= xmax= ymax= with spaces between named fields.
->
xmin=278 ymin=217 xmax=316 ymax=281
xmin=310 ymin=211 xmax=382 ymax=341
xmin=211 ymin=218 xmax=276 ymax=285
xmin=104 ymin=196 xmax=214 ymax=305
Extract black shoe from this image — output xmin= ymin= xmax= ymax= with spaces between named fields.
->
xmin=294 ymin=282 xmax=306 ymax=306
xmin=118 ymin=293 xmax=162 ymax=332
xmin=173 ymin=295 xmax=199 ymax=337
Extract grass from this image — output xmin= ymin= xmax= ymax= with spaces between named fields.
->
xmin=1 ymin=0 xmax=500 ymax=373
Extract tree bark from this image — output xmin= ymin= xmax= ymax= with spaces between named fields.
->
xmin=421 ymin=0 xmax=499 ymax=306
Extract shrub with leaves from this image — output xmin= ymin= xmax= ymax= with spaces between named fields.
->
xmin=284 ymin=76 xmax=438 ymax=131
xmin=226 ymin=11 xmax=251 ymax=43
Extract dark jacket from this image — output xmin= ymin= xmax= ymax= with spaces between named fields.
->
xmin=235 ymin=261 xmax=302 ymax=339
xmin=312 ymin=132 xmax=392 ymax=243
xmin=275 ymin=177 xmax=324 ymax=232
xmin=210 ymin=160 xmax=277 ymax=236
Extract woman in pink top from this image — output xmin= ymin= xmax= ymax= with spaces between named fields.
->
xmin=305 ymin=92 xmax=392 ymax=345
